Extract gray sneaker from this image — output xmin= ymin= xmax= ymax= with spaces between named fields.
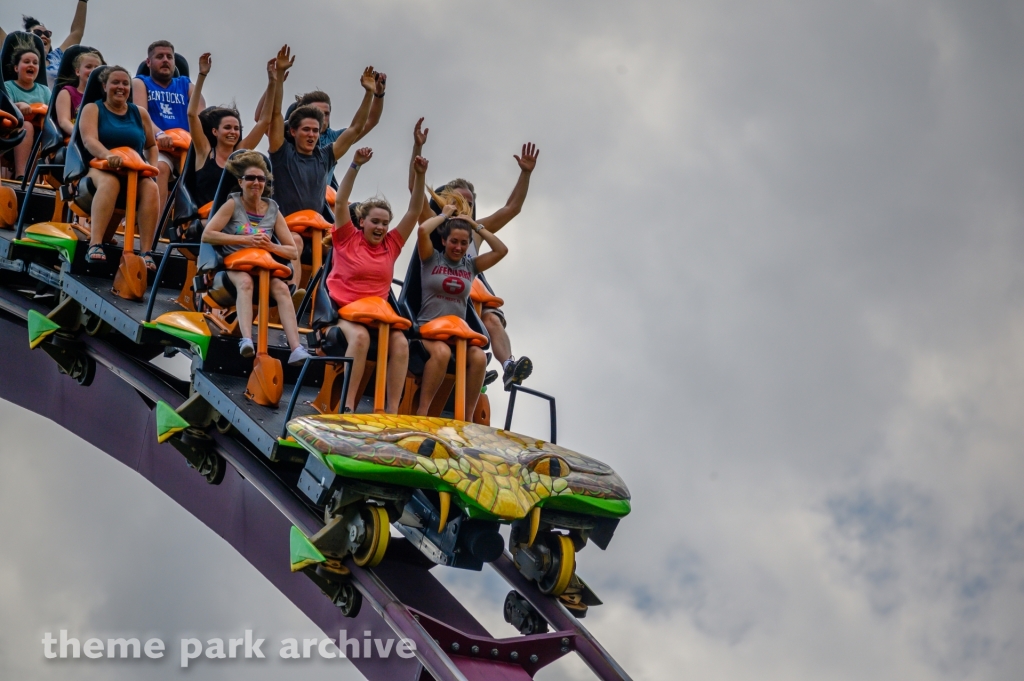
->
xmin=239 ymin=338 xmax=255 ymax=359
xmin=288 ymin=345 xmax=313 ymax=366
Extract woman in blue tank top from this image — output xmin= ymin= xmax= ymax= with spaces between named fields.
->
xmin=77 ymin=66 xmax=160 ymax=266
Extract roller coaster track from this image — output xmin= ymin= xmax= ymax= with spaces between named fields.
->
xmin=0 ymin=285 xmax=630 ymax=681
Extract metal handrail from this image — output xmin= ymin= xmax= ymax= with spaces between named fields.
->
xmin=281 ymin=355 xmax=353 ymax=437
xmin=504 ymin=384 xmax=557 ymax=443
xmin=143 ymin=242 xmax=201 ymax=322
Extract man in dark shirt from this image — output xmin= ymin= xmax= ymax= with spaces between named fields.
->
xmin=267 ymin=46 xmax=376 ymax=288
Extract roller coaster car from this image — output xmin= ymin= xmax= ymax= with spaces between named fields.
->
xmin=288 ymin=412 xmax=630 ymax=615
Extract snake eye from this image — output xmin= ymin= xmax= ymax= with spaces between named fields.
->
xmin=531 ymin=457 xmax=569 ymax=477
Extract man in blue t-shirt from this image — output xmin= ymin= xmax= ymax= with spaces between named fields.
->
xmin=132 ymin=40 xmax=205 ymax=210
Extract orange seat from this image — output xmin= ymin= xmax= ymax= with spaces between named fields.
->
xmin=224 ymin=247 xmax=291 ymax=279
xmin=470 ymin=279 xmax=504 ymax=309
xmin=198 ymin=201 xmax=213 ymax=219
xmin=285 ymin=209 xmax=333 ymax=235
xmin=89 ymin=147 xmax=159 ymax=177
xmin=325 ymin=186 xmax=337 ymax=208
xmin=163 ymin=128 xmax=192 ymax=151
xmin=340 ymin=297 xmax=411 ymax=330
xmin=419 ymin=315 xmax=488 ymax=347
xmin=0 ymin=110 xmax=18 ymax=132
xmin=26 ymin=103 xmax=48 ymax=125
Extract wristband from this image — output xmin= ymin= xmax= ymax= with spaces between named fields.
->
xmin=350 ymin=162 xmax=359 ymax=170
xmin=373 ymin=92 xmax=385 ymax=98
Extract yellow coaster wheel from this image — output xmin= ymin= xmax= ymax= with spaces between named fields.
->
xmin=353 ymin=505 xmax=390 ymax=567
xmin=539 ymin=534 xmax=576 ymax=596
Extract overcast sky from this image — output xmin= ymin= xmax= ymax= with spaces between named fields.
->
xmin=3 ymin=0 xmax=1024 ymax=679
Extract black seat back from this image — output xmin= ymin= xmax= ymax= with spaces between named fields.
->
xmin=135 ymin=53 xmax=189 ymax=79
xmin=64 ymin=65 xmax=121 ymax=186
xmin=170 ymin=144 xmax=199 ymax=234
xmin=0 ymin=32 xmax=47 ymax=85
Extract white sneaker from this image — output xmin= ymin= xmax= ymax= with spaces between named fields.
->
xmin=239 ymin=338 xmax=255 ymax=358
xmin=288 ymin=346 xmax=312 ymax=366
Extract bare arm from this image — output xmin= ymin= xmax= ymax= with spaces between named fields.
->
xmin=59 ymin=0 xmax=88 ymax=51
xmin=475 ymin=143 xmax=539 ymax=237
xmin=469 ymin=222 xmax=508 ymax=273
xmin=268 ymin=45 xmax=293 ymax=153
xmin=55 ymin=87 xmax=75 ymax=135
xmin=270 ymin=212 xmax=299 ymax=260
xmin=239 ymin=58 xmax=277 ymax=150
xmin=409 ymin=118 xmax=435 ymax=224
xmin=417 ymin=205 xmax=455 ymax=261
xmin=188 ymin=54 xmax=212 ymax=163
xmin=394 ymin=154 xmax=427 ymax=243
xmin=138 ymin=108 xmax=159 ymax=167
xmin=330 ymin=66 xmax=376 ymax=162
xmin=202 ymin=199 xmax=246 ymax=245
xmin=131 ymin=78 xmax=162 ymax=146
xmin=333 ymin=147 xmax=373 ymax=225
xmin=355 ymin=72 xmax=386 ymax=141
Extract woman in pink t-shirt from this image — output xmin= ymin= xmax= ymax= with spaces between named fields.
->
xmin=326 ymin=141 xmax=428 ymax=413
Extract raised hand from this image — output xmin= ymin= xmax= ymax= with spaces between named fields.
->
xmin=275 ymin=45 xmax=294 ymax=77
xmin=198 ymin=53 xmax=212 ymax=76
xmin=374 ymin=72 xmax=387 ymax=96
xmin=514 ymin=143 xmax=539 ymax=173
xmin=413 ymin=117 xmax=429 ymax=147
xmin=360 ymin=66 xmax=376 ymax=91
xmin=441 ymin=203 xmax=457 ymax=217
xmin=354 ymin=147 xmax=373 ymax=166
xmin=412 ymin=155 xmax=428 ymax=175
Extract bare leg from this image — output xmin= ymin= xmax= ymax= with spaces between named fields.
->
xmin=156 ymin=159 xmax=172 ymax=214
xmin=226 ymin=270 xmax=255 ymax=338
xmin=483 ymin=311 xmax=511 ymax=364
xmin=337 ymin=320 xmax=370 ymax=411
xmin=12 ymin=125 xmax=35 ymax=178
xmin=289 ymin=232 xmax=304 ymax=289
xmin=385 ymin=329 xmax=409 ymax=414
xmin=465 ymin=346 xmax=486 ymax=418
xmin=86 ymin=169 xmax=121 ymax=248
xmin=416 ymin=340 xmax=451 ymax=416
xmin=136 ymin=178 xmax=159 ymax=254
xmin=270 ymin=278 xmax=302 ymax=349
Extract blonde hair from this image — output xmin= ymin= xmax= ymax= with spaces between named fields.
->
xmin=355 ymin=197 xmax=393 ymax=223
xmin=427 ymin=186 xmax=472 ymax=217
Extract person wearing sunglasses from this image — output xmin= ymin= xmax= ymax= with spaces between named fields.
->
xmin=0 ymin=2 xmax=90 ymax=88
xmin=200 ymin=151 xmax=312 ymax=366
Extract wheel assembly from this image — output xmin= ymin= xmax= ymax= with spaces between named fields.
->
xmin=538 ymin=534 xmax=575 ymax=596
xmin=352 ymin=505 xmax=390 ymax=567
xmin=335 ymin=582 xmax=362 ymax=618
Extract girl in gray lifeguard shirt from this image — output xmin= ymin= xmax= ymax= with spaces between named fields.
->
xmin=415 ymin=204 xmax=509 ymax=417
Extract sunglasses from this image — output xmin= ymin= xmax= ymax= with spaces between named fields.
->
xmin=241 ymin=175 xmax=268 ymax=183
xmin=32 ymin=29 xmax=52 ymax=38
